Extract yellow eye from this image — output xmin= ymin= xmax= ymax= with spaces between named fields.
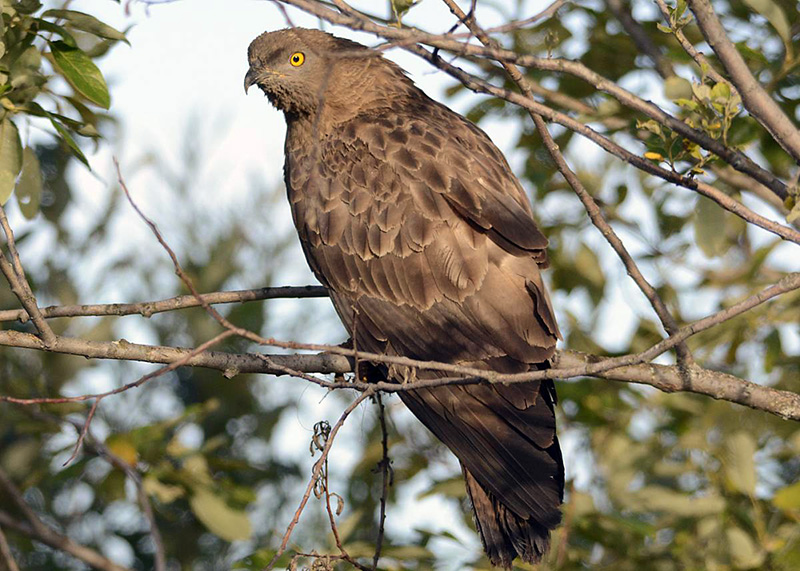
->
xmin=289 ymin=52 xmax=305 ymax=67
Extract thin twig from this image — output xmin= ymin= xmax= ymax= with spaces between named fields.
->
xmin=0 ymin=467 xmax=129 ymax=571
xmin=440 ymin=0 xmax=693 ymax=370
xmin=0 ymin=285 xmax=327 ymax=324
xmin=654 ymin=0 xmax=730 ymax=87
xmin=264 ymin=388 xmax=375 ymax=570
xmin=0 ymin=205 xmax=56 ymax=346
xmin=63 ymin=398 xmax=101 ymax=466
xmin=372 ymin=394 xmax=390 ymax=571
xmin=483 ymin=0 xmax=568 ymax=34
xmin=282 ymin=0 xmax=790 ymax=200
xmin=321 ymin=454 xmax=371 ymax=571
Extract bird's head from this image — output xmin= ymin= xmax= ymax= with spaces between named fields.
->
xmin=245 ymin=28 xmax=374 ymax=117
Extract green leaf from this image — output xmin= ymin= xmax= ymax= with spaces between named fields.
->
xmin=49 ymin=40 xmax=110 ymax=108
xmin=664 ymin=76 xmax=693 ymax=100
xmin=724 ymin=431 xmax=757 ymax=495
xmin=743 ymin=0 xmax=791 ymax=47
xmin=16 ymin=147 xmax=41 ymax=219
xmin=695 ymin=196 xmax=729 ymax=257
xmin=631 ymin=486 xmax=726 ymax=516
xmin=33 ymin=19 xmax=77 ymax=46
xmin=42 ymin=10 xmax=128 ymax=44
xmin=726 ymin=527 xmax=766 ymax=569
xmin=143 ymin=475 xmax=184 ymax=504
xmin=416 ymin=476 xmax=465 ymax=500
xmin=710 ymin=81 xmax=731 ymax=102
xmin=0 ymin=119 xmax=23 ymax=204
xmin=391 ymin=0 xmax=421 ymax=21
xmin=382 ymin=544 xmax=435 ymax=560
xmin=189 ymin=487 xmax=252 ymax=542
xmin=15 ymin=0 xmax=42 ymax=15
xmin=48 ymin=116 xmax=89 ymax=167
xmin=787 ymin=201 xmax=800 ymax=224
xmin=773 ymin=480 xmax=800 ymax=512
xmin=764 ymin=329 xmax=783 ymax=373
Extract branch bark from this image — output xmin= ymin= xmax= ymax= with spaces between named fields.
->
xmin=0 ymin=285 xmax=327 ymax=324
xmin=687 ymin=0 xmax=800 ymax=164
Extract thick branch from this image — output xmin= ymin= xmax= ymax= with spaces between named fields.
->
xmin=553 ymin=351 xmax=800 ymax=420
xmin=1 ymin=268 xmax=798 ymax=422
xmin=687 ymin=0 xmax=800 ymax=164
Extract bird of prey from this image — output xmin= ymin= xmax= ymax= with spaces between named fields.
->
xmin=245 ymin=28 xmax=563 ymax=568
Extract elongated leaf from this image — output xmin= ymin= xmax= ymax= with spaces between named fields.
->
xmin=34 ymin=19 xmax=77 ymax=46
xmin=743 ymin=0 xmax=790 ymax=46
xmin=664 ymin=76 xmax=692 ymax=100
xmin=0 ymin=119 xmax=23 ymax=204
xmin=49 ymin=40 xmax=110 ymax=108
xmin=189 ymin=488 xmax=252 ymax=541
xmin=48 ymin=116 xmax=89 ymax=167
xmin=16 ymin=147 xmax=42 ymax=218
xmin=726 ymin=527 xmax=766 ymax=569
xmin=773 ymin=480 xmax=800 ymax=511
xmin=43 ymin=10 xmax=128 ymax=44
xmin=724 ymin=432 xmax=757 ymax=495
xmin=695 ymin=196 xmax=728 ymax=257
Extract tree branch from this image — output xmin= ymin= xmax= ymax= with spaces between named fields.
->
xmin=0 ymin=467 xmax=129 ymax=571
xmin=687 ymin=0 xmax=800 ymax=164
xmin=0 ymin=525 xmax=20 ymax=571
xmin=2 ymin=271 xmax=798 ymax=420
xmin=278 ymin=0 xmax=790 ymax=200
xmin=0 ymin=206 xmax=56 ymax=346
xmin=654 ymin=0 xmax=730 ymax=87
xmin=400 ymin=43 xmax=800 ymax=244
xmin=0 ymin=285 xmax=327 ymax=324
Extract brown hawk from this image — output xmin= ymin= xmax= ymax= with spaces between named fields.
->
xmin=245 ymin=28 xmax=563 ymax=568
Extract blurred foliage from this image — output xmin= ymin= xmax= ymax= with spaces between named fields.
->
xmin=1 ymin=0 xmax=800 ymax=570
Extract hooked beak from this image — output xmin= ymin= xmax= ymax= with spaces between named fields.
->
xmin=244 ymin=67 xmax=259 ymax=94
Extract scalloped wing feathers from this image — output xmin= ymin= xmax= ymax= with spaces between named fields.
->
xmin=266 ymin=28 xmax=564 ymax=568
